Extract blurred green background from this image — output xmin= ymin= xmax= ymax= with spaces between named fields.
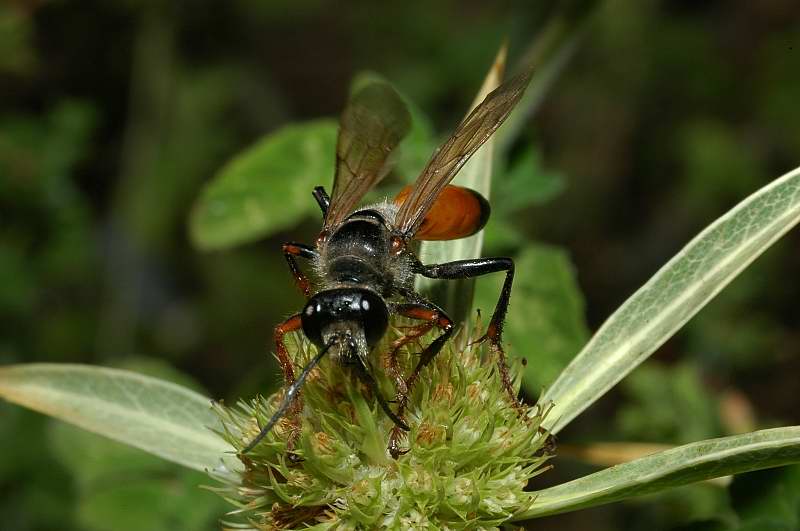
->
xmin=1 ymin=0 xmax=799 ymax=530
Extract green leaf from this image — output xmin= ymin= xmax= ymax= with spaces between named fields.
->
xmin=348 ymin=70 xmax=436 ymax=191
xmin=394 ymin=95 xmax=436 ymax=182
xmin=189 ymin=119 xmax=336 ymax=250
xmin=494 ymin=148 xmax=565 ymax=215
xmin=415 ymin=44 xmax=506 ymax=321
xmin=517 ymin=427 xmax=800 ymax=519
xmin=474 ymin=244 xmax=588 ymax=393
xmin=542 ymin=165 xmax=800 ymax=435
xmin=617 ymin=362 xmax=720 ymax=444
xmin=728 ymin=465 xmax=800 ymax=530
xmin=0 ymin=363 xmax=239 ymax=473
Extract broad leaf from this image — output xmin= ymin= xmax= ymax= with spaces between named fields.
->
xmin=190 ymin=119 xmax=336 ymax=250
xmin=542 ymin=165 xmax=800 ymax=434
xmin=349 ymin=71 xmax=436 ymax=184
xmin=728 ymin=465 xmax=800 ymax=530
xmin=0 ymin=364 xmax=239 ymax=474
xmin=493 ymin=148 xmax=565 ymax=216
xmin=617 ymin=362 xmax=720 ymax=444
xmin=517 ymin=426 xmax=800 ymax=519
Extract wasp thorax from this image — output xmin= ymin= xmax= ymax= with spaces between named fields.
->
xmin=301 ymin=288 xmax=388 ymax=349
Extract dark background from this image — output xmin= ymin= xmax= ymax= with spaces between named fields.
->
xmin=2 ymin=0 xmax=799 ymax=529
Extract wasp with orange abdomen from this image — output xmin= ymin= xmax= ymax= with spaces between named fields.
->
xmin=242 ymin=64 xmax=533 ymax=459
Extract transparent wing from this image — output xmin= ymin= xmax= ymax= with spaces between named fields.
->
xmin=323 ymin=82 xmax=411 ymax=231
xmin=395 ymin=68 xmax=533 ymax=237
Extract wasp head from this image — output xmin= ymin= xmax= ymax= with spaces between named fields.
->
xmin=301 ymin=287 xmax=389 ymax=354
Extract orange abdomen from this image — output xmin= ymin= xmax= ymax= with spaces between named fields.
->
xmin=394 ymin=185 xmax=491 ymax=240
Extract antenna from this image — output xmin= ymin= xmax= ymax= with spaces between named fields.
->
xmin=240 ymin=341 xmax=334 ymax=454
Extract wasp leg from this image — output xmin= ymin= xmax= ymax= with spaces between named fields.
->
xmin=282 ymin=242 xmax=317 ymax=297
xmin=312 ymin=186 xmax=330 ymax=215
xmin=417 ymin=257 xmax=522 ymax=412
xmin=386 ymin=301 xmax=454 ymax=458
xmin=383 ymin=305 xmax=430 ymax=403
xmin=273 ymin=313 xmax=304 ymax=456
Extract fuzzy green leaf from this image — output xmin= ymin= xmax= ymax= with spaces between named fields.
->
xmin=189 ymin=119 xmax=336 ymax=250
xmin=518 ymin=427 xmax=800 ymax=519
xmin=542 ymin=165 xmax=800 ymax=434
xmin=0 ymin=363 xmax=239 ymax=473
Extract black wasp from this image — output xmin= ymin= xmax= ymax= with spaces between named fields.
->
xmin=242 ymin=65 xmax=533 ymax=458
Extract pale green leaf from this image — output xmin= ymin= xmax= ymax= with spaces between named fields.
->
xmin=189 ymin=119 xmax=336 ymax=250
xmin=517 ymin=426 xmax=800 ymax=519
xmin=415 ymin=44 xmax=507 ymax=321
xmin=542 ymin=165 xmax=800 ymax=434
xmin=0 ymin=363 xmax=239 ymax=474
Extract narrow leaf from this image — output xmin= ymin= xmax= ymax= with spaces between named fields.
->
xmin=190 ymin=119 xmax=337 ymax=250
xmin=542 ymin=165 xmax=800 ymax=434
xmin=517 ymin=426 xmax=800 ymax=519
xmin=415 ymin=44 xmax=506 ymax=321
xmin=0 ymin=363 xmax=239 ymax=473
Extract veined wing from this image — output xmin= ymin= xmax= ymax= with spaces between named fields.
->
xmin=394 ymin=68 xmax=532 ymax=237
xmin=323 ymin=82 xmax=411 ymax=231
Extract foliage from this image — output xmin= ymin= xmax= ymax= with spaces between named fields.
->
xmin=2 ymin=1 xmax=800 ymax=530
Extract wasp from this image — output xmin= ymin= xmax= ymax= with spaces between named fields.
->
xmin=242 ymin=66 xmax=533 ymax=458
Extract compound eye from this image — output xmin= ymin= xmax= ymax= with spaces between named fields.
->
xmin=300 ymin=298 xmax=325 ymax=348
xmin=360 ymin=291 xmax=388 ymax=348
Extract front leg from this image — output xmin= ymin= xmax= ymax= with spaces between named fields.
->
xmin=282 ymin=242 xmax=317 ymax=297
xmin=272 ymin=313 xmax=304 ymax=454
xmin=386 ymin=300 xmax=454 ymax=458
xmin=418 ymin=258 xmax=521 ymax=412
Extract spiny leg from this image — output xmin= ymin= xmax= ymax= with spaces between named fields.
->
xmin=282 ymin=242 xmax=317 ymax=297
xmin=273 ymin=314 xmax=304 ymax=454
xmin=386 ymin=301 xmax=453 ymax=458
xmin=383 ymin=304 xmax=437 ymax=402
xmin=417 ymin=257 xmax=522 ymax=412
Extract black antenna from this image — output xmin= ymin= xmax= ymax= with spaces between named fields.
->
xmin=240 ymin=341 xmax=335 ymax=454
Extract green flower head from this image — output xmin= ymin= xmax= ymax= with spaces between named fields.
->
xmin=213 ymin=319 xmax=553 ymax=530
